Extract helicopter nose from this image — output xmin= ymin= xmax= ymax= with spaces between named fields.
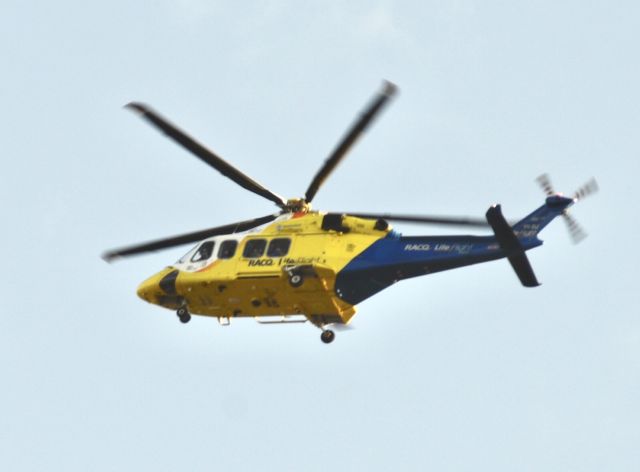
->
xmin=136 ymin=268 xmax=179 ymax=303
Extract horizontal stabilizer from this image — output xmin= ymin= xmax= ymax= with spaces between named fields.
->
xmin=486 ymin=205 xmax=540 ymax=287
xmin=505 ymin=252 xmax=540 ymax=287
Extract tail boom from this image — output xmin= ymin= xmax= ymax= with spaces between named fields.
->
xmin=512 ymin=195 xmax=575 ymax=244
xmin=334 ymin=195 xmax=576 ymax=303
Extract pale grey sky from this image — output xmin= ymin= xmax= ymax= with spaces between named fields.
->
xmin=1 ymin=1 xmax=639 ymax=471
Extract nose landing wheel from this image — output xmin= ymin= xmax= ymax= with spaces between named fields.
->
xmin=320 ymin=329 xmax=335 ymax=344
xmin=177 ymin=307 xmax=191 ymax=324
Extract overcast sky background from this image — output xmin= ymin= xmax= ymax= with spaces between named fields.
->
xmin=1 ymin=1 xmax=639 ymax=470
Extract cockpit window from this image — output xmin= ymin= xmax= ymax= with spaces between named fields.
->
xmin=177 ymin=243 xmax=199 ymax=264
xmin=191 ymin=241 xmax=215 ymax=262
xmin=243 ymin=239 xmax=266 ymax=258
xmin=267 ymin=238 xmax=291 ymax=257
xmin=218 ymin=240 xmax=238 ymax=259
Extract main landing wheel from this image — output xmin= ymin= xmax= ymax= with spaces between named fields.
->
xmin=320 ymin=330 xmax=335 ymax=344
xmin=177 ymin=307 xmax=191 ymax=324
xmin=289 ymin=273 xmax=303 ymax=288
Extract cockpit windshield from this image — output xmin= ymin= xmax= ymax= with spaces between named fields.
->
xmin=191 ymin=241 xmax=215 ymax=262
xmin=177 ymin=243 xmax=200 ymax=264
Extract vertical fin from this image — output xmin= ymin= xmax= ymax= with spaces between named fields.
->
xmin=486 ymin=205 xmax=540 ymax=287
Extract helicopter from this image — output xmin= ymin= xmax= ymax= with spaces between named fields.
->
xmin=103 ymin=81 xmax=597 ymax=343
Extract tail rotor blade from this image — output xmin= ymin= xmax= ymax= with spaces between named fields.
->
xmin=562 ymin=212 xmax=587 ymax=244
xmin=573 ymin=178 xmax=599 ymax=201
xmin=536 ymin=173 xmax=555 ymax=196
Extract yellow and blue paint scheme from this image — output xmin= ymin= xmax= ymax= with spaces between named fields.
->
xmin=137 ymin=195 xmax=575 ymax=327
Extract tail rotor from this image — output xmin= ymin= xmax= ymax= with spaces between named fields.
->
xmin=573 ymin=177 xmax=599 ymax=201
xmin=536 ymin=173 xmax=556 ymax=197
xmin=536 ymin=174 xmax=598 ymax=244
xmin=562 ymin=212 xmax=587 ymax=244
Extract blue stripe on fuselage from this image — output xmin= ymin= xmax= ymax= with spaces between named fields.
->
xmin=334 ymin=232 xmax=542 ymax=305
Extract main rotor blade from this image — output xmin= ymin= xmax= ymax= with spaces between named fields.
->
xmin=304 ymin=81 xmax=398 ymax=204
xmin=343 ymin=212 xmax=493 ymax=228
xmin=102 ymin=213 xmax=280 ymax=262
xmin=126 ymin=103 xmax=287 ymax=208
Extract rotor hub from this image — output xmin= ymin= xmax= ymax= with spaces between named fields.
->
xmin=285 ymin=198 xmax=311 ymax=214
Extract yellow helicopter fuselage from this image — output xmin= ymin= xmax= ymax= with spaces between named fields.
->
xmin=137 ymin=212 xmax=390 ymax=326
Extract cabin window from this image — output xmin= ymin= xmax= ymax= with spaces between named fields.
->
xmin=243 ymin=239 xmax=266 ymax=258
xmin=218 ymin=240 xmax=238 ymax=259
xmin=267 ymin=238 xmax=291 ymax=257
xmin=191 ymin=241 xmax=215 ymax=262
